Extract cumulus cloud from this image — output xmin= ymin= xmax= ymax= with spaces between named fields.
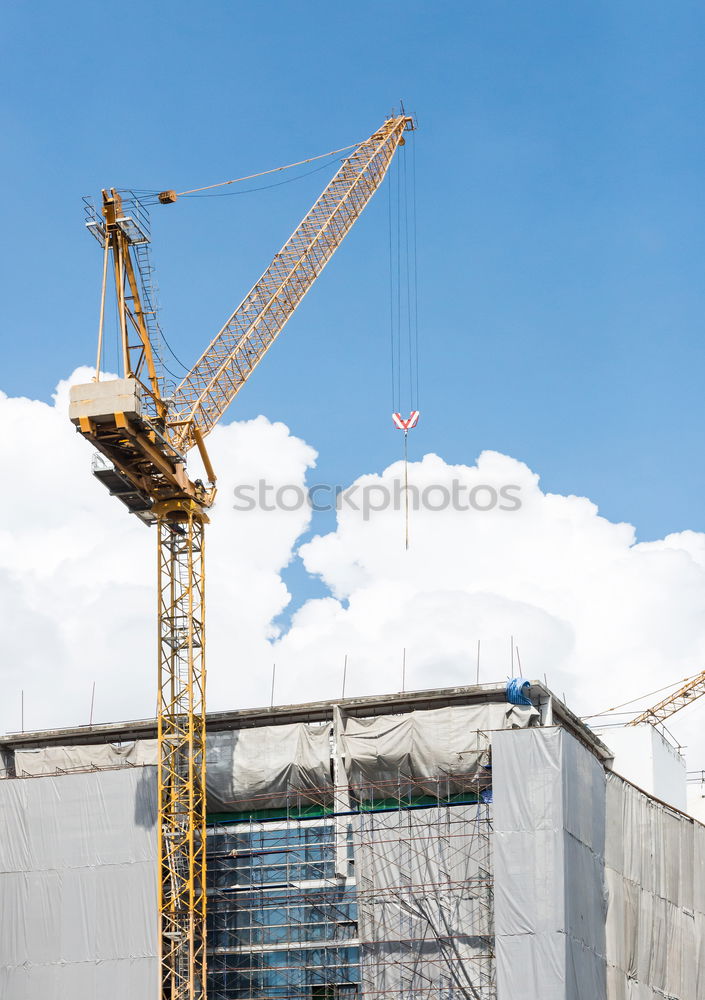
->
xmin=0 ymin=370 xmax=314 ymax=734
xmin=272 ymin=451 xmax=705 ymax=763
xmin=2 ymin=372 xmax=705 ymax=767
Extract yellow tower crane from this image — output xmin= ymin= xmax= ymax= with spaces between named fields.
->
xmin=69 ymin=113 xmax=415 ymax=1000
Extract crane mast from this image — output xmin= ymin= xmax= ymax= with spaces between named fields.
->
xmin=69 ymin=112 xmax=414 ymax=999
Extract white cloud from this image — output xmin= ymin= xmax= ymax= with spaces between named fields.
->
xmin=274 ymin=451 xmax=705 ymax=759
xmin=3 ymin=372 xmax=705 ymax=768
xmin=0 ymin=370 xmax=314 ymax=733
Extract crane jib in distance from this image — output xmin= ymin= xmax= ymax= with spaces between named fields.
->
xmin=628 ymin=667 xmax=705 ymax=728
xmin=69 ymin=113 xmax=415 ymax=1000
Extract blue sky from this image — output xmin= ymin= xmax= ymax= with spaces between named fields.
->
xmin=2 ymin=0 xmax=705 ymax=547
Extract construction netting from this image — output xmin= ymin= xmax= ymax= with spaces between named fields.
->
xmin=353 ymin=802 xmax=494 ymax=1000
xmin=206 ymin=733 xmax=494 ymax=1000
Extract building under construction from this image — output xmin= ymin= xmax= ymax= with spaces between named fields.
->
xmin=1 ymin=681 xmax=703 ymax=999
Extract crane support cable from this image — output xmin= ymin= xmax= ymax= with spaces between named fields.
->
xmin=170 ymin=115 xmax=414 ymax=452
xmin=94 ymin=235 xmax=110 ymax=380
xmin=173 ymin=141 xmax=362 ymax=197
xmin=581 ymin=669 xmax=705 ymax=721
xmin=177 ymin=156 xmax=346 ymax=200
xmin=581 ymin=679 xmax=688 ymax=719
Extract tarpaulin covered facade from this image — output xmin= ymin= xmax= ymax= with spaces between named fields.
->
xmin=0 ymin=766 xmax=158 ymax=996
xmin=0 ymin=686 xmax=703 ymax=999
xmin=12 ymin=701 xmax=538 ymax=812
xmin=492 ymin=726 xmax=705 ymax=999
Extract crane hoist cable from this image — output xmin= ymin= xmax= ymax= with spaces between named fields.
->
xmin=388 ymin=137 xmax=420 ymax=418
xmin=411 ymin=135 xmax=420 ymax=407
xmin=388 ymin=135 xmax=421 ymax=550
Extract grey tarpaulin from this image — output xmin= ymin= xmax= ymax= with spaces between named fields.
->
xmin=15 ymin=740 xmax=159 ymax=776
xmin=0 ymin=766 xmax=158 ymax=997
xmin=492 ymin=727 xmax=607 ymax=1000
xmin=12 ymin=724 xmax=334 ymax=813
xmin=206 ymin=724 xmax=333 ymax=812
xmin=10 ymin=704 xmax=538 ymax=812
xmin=342 ymin=703 xmax=538 ymax=795
xmin=493 ymin=726 xmax=705 ymax=999
xmin=353 ymin=803 xmax=494 ymax=999
xmin=604 ymin=770 xmax=705 ymax=998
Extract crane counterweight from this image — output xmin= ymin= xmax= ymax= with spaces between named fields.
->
xmin=69 ymin=375 xmax=212 ymax=521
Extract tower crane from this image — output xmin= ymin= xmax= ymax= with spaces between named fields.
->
xmin=69 ymin=113 xmax=415 ymax=1000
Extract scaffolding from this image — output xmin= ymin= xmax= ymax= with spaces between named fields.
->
xmin=206 ymin=732 xmax=495 ymax=1000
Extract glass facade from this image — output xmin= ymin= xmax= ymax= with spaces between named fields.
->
xmin=207 ymin=823 xmax=360 ymax=1000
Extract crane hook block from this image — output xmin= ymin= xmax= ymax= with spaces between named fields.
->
xmin=157 ymin=190 xmax=178 ymax=204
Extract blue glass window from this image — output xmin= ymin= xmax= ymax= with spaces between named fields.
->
xmin=207 ymin=823 xmax=360 ymax=999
